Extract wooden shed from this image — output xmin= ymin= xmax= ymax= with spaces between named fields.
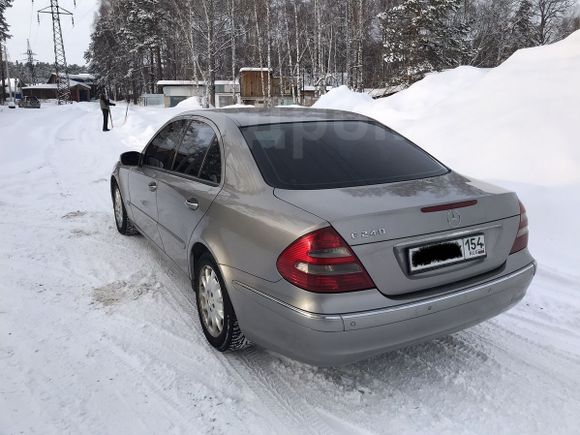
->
xmin=239 ymin=68 xmax=280 ymax=105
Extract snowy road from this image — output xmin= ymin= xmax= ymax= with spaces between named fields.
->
xmin=1 ymin=103 xmax=579 ymax=435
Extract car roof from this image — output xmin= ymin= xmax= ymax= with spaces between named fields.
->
xmin=180 ymin=107 xmax=372 ymax=127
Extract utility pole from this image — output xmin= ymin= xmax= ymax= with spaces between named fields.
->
xmin=24 ymin=39 xmax=38 ymax=85
xmin=37 ymin=0 xmax=75 ymax=104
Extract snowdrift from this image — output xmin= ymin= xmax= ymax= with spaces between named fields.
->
xmin=315 ymin=30 xmax=580 ymax=187
xmin=315 ymin=30 xmax=580 ymax=279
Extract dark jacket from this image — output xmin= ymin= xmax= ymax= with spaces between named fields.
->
xmin=100 ymin=97 xmax=115 ymax=110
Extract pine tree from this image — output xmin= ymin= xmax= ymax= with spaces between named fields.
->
xmin=1 ymin=0 xmax=14 ymax=105
xmin=381 ymin=0 xmax=472 ymax=85
xmin=509 ymin=0 xmax=535 ymax=54
xmin=0 ymin=0 xmax=13 ymax=41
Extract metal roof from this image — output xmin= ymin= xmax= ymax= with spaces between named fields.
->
xmin=22 ymin=80 xmax=91 ymax=90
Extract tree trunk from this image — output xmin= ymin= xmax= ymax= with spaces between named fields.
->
xmin=230 ymin=0 xmax=237 ymax=102
xmin=327 ymin=25 xmax=333 ymax=88
xmin=315 ymin=0 xmax=322 ymax=96
xmin=155 ymin=46 xmax=162 ymax=88
xmin=149 ymin=49 xmax=155 ymax=94
xmin=284 ymin=5 xmax=296 ymax=102
xmin=0 ymin=43 xmax=5 ymax=105
xmin=357 ymin=0 xmax=364 ymax=92
xmin=276 ymin=16 xmax=284 ymax=102
xmin=254 ymin=0 xmax=267 ymax=104
xmin=266 ymin=0 xmax=272 ymax=105
xmin=204 ymin=0 xmax=216 ymax=107
xmin=345 ymin=0 xmax=352 ymax=88
xmin=294 ymin=1 xmax=301 ymax=104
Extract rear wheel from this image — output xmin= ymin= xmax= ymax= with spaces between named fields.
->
xmin=112 ymin=183 xmax=138 ymax=235
xmin=195 ymin=253 xmax=248 ymax=351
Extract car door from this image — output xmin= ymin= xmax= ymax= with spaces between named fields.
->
xmin=128 ymin=119 xmax=188 ymax=248
xmin=156 ymin=118 xmax=223 ymax=274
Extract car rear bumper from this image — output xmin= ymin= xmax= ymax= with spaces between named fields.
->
xmin=230 ymin=261 xmax=536 ymax=366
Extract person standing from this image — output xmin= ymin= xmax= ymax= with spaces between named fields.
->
xmin=100 ymin=94 xmax=116 ymax=131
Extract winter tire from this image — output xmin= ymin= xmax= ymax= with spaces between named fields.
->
xmin=112 ymin=182 xmax=138 ymax=235
xmin=195 ymin=253 xmax=249 ymax=352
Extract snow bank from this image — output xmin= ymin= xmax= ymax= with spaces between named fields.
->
xmin=223 ymin=103 xmax=255 ymax=108
xmin=315 ymin=85 xmax=374 ymax=111
xmin=314 ymin=30 xmax=580 ymax=187
xmin=174 ymin=96 xmax=203 ymax=109
xmin=314 ymin=30 xmax=580 ymax=279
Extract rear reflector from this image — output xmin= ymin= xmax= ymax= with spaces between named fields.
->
xmin=276 ymin=227 xmax=375 ymax=293
xmin=510 ymin=200 xmax=529 ymax=254
xmin=421 ymin=200 xmax=478 ymax=213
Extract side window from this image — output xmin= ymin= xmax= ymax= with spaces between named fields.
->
xmin=173 ymin=120 xmax=216 ymax=177
xmin=143 ymin=119 xmax=188 ymax=169
xmin=199 ymin=140 xmax=221 ymax=184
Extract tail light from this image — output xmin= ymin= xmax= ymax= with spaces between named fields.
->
xmin=510 ymin=200 xmax=528 ymax=254
xmin=276 ymin=227 xmax=375 ymax=292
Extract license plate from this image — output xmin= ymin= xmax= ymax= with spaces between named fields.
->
xmin=408 ymin=234 xmax=486 ymax=273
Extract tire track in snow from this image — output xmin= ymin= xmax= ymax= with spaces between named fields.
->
xmin=476 ymin=320 xmax=580 ymax=386
xmin=219 ymin=347 xmax=341 ymax=435
xmin=137 ymin=264 xmax=336 ymax=434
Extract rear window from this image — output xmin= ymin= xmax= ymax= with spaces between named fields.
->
xmin=240 ymin=120 xmax=448 ymax=189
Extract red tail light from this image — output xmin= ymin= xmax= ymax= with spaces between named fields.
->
xmin=276 ymin=227 xmax=375 ymax=292
xmin=510 ymin=200 xmax=529 ymax=254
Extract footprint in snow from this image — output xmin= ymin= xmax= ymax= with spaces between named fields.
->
xmin=62 ymin=210 xmax=87 ymax=219
xmin=69 ymin=228 xmax=98 ymax=238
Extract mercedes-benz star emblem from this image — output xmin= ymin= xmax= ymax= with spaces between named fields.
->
xmin=447 ymin=210 xmax=461 ymax=227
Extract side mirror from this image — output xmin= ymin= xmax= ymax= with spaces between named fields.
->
xmin=120 ymin=151 xmax=141 ymax=166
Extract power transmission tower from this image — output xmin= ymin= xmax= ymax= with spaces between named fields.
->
xmin=37 ymin=0 xmax=75 ymax=104
xmin=24 ymin=39 xmax=39 ymax=85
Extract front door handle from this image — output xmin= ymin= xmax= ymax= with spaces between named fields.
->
xmin=148 ymin=181 xmax=157 ymax=192
xmin=185 ymin=197 xmax=199 ymax=210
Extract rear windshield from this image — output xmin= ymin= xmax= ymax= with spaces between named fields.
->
xmin=240 ymin=120 xmax=448 ymax=189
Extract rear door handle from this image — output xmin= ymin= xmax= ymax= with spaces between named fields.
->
xmin=148 ymin=181 xmax=157 ymax=192
xmin=185 ymin=197 xmax=199 ymax=210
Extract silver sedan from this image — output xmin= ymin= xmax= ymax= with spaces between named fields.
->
xmin=111 ymin=108 xmax=535 ymax=366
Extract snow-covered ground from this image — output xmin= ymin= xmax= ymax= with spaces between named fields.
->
xmin=1 ymin=33 xmax=580 ymax=434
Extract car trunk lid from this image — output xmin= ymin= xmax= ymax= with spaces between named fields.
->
xmin=274 ymin=172 xmax=521 ymax=296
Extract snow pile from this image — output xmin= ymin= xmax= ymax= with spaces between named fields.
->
xmin=315 ymin=85 xmax=374 ymax=111
xmin=315 ymin=30 xmax=580 ymax=187
xmin=315 ymin=31 xmax=580 ymax=279
xmin=174 ymin=96 xmax=203 ymax=109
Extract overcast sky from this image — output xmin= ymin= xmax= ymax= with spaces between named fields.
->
xmin=5 ymin=0 xmax=99 ymax=66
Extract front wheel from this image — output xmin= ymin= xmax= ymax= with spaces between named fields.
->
xmin=112 ymin=183 xmax=138 ymax=235
xmin=195 ymin=253 xmax=249 ymax=351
